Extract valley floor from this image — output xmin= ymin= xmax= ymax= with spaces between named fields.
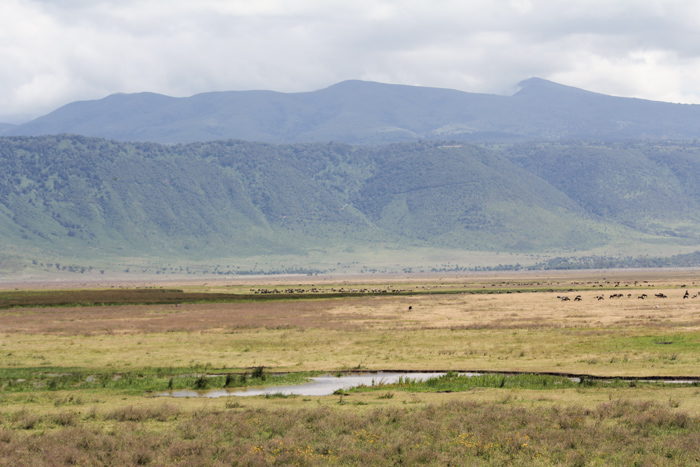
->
xmin=1 ymin=270 xmax=699 ymax=465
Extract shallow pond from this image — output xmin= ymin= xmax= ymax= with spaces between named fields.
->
xmin=159 ymin=372 xmax=479 ymax=398
xmin=157 ymin=372 xmax=699 ymax=398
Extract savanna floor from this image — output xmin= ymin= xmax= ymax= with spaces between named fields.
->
xmin=1 ymin=270 xmax=699 ymax=465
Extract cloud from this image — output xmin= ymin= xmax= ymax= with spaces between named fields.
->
xmin=2 ymin=0 xmax=700 ymax=122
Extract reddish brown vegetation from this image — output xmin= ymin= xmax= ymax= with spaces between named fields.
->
xmin=0 ymin=399 xmax=698 ymax=465
xmin=0 ymin=297 xmax=396 ymax=334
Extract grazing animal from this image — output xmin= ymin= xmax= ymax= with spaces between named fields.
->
xmin=408 ymin=306 xmax=413 ymax=310
xmin=655 ymin=293 xmax=667 ymax=299
xmin=683 ymin=290 xmax=689 ymax=299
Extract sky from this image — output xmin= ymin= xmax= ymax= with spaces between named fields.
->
xmin=2 ymin=0 xmax=700 ymax=123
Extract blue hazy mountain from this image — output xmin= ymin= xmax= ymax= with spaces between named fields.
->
xmin=7 ymin=79 xmax=700 ymax=144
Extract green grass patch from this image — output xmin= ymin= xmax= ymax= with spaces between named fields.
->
xmin=347 ymin=372 xmax=674 ymax=394
xmin=613 ymin=334 xmax=700 ymax=353
xmin=0 ymin=366 xmax=318 ymax=395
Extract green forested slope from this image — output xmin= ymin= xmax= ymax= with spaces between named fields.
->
xmin=355 ymin=142 xmax=608 ymax=251
xmin=501 ymin=141 xmax=700 ymax=239
xmin=1 ymin=136 xmax=699 ymax=267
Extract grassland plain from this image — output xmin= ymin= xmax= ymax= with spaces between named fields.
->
xmin=1 ymin=270 xmax=700 ymax=465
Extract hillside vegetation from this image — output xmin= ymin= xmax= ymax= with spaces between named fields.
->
xmin=500 ymin=141 xmax=700 ymax=238
xmin=2 ymin=135 xmax=700 ymax=273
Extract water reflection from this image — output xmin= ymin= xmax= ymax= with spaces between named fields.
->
xmin=159 ymin=372 xmax=478 ymax=398
xmin=157 ymin=372 xmax=699 ymax=398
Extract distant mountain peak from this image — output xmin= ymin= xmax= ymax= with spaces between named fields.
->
xmin=321 ymin=79 xmax=381 ymax=92
xmin=516 ymin=77 xmax=554 ymax=88
xmin=326 ymin=79 xmax=370 ymax=87
xmin=514 ymin=77 xmax=599 ymax=99
xmin=322 ymin=79 xmax=421 ymax=92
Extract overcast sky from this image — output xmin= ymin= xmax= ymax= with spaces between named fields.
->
xmin=2 ymin=0 xmax=700 ymax=123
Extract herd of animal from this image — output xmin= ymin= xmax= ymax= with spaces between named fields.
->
xmin=558 ymin=290 xmax=697 ymax=301
xmin=249 ymin=287 xmax=410 ymax=294
xmin=245 ymin=281 xmax=699 ymax=303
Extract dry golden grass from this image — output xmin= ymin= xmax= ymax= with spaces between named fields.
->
xmin=1 ymin=271 xmax=699 ymax=377
xmin=2 ymin=271 xmax=700 ymax=466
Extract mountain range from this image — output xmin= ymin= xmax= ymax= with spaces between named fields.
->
xmin=3 ymin=79 xmax=700 ymax=275
xmin=5 ymin=78 xmax=700 ymax=144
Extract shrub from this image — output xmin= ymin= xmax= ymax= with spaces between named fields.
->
xmin=193 ymin=376 xmax=208 ymax=390
xmin=0 ymin=429 xmax=13 ymax=443
xmin=106 ymin=404 xmax=178 ymax=423
xmin=51 ymin=411 xmax=78 ymax=427
xmin=133 ymin=449 xmax=152 ymax=465
xmin=13 ymin=409 xmax=41 ymax=430
xmin=224 ymin=375 xmax=235 ymax=387
xmin=225 ymin=400 xmax=243 ymax=409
